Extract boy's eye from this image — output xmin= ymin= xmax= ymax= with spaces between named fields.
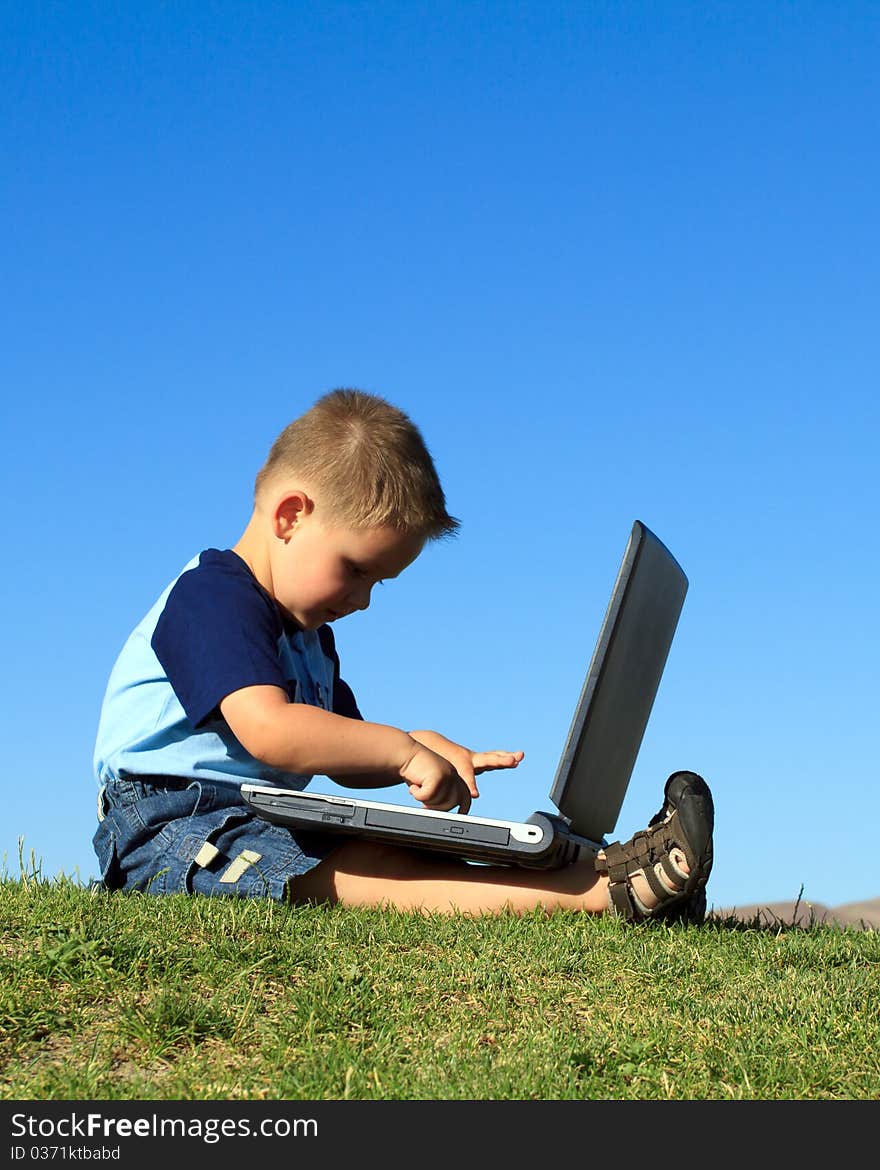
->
xmin=346 ymin=562 xmax=384 ymax=586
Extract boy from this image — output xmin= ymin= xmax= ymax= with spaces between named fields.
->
xmin=93 ymin=389 xmax=714 ymax=920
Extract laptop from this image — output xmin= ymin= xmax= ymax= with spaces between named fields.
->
xmin=242 ymin=520 xmax=689 ymax=869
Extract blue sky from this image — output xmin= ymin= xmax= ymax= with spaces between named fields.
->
xmin=2 ymin=2 xmax=878 ymax=913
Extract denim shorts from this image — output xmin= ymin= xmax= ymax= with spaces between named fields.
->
xmin=93 ymin=777 xmax=343 ymax=900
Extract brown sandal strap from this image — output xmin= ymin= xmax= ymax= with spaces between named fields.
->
xmin=607 ymin=880 xmax=638 ymax=918
xmin=595 ymin=814 xmax=693 ymax=921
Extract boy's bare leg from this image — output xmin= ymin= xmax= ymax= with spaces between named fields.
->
xmin=290 ymin=773 xmax=713 ymax=916
xmin=290 ymin=840 xmax=607 ymax=913
xmin=288 ymin=840 xmax=687 ymax=915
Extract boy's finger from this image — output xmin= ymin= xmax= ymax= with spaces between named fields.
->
xmin=473 ymin=750 xmax=524 ymax=773
xmin=460 ymin=767 xmax=479 ymax=800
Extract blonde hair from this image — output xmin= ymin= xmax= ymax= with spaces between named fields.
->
xmin=255 ymin=389 xmax=460 ymax=541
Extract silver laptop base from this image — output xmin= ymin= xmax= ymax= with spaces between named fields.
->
xmin=242 ymin=785 xmax=603 ymax=870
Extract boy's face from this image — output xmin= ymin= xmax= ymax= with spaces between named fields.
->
xmin=271 ymin=502 xmax=425 ymax=630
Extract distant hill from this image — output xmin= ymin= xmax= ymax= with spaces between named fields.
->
xmin=709 ymin=897 xmax=880 ymax=930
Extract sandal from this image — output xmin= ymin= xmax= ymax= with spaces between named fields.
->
xmin=594 ymin=771 xmax=714 ymax=923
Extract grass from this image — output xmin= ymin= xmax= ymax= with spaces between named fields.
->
xmin=2 ymin=855 xmax=879 ymax=1100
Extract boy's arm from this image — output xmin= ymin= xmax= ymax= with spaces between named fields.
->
xmin=221 ymin=684 xmax=414 ymax=777
xmin=219 ymin=684 xmax=472 ymax=812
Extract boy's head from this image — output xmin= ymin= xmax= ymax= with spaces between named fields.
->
xmin=249 ymin=390 xmax=459 ymax=629
xmin=254 ymin=389 xmax=459 ymax=541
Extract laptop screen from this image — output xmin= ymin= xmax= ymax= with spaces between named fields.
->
xmin=549 ymin=521 xmax=689 ymax=841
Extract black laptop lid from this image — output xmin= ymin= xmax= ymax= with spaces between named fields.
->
xmin=549 ymin=521 xmax=688 ymax=841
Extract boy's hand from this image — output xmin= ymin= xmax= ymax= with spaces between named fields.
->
xmin=400 ymin=743 xmax=474 ymax=814
xmin=408 ymin=730 xmax=524 ymax=801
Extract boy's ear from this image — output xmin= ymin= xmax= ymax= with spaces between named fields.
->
xmin=273 ymin=491 xmax=314 ymax=540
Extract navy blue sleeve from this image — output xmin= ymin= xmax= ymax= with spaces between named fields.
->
xmin=318 ymin=625 xmax=363 ymax=721
xmin=152 ymin=558 xmax=286 ymax=728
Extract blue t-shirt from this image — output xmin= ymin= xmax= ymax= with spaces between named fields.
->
xmin=93 ymin=549 xmax=362 ymax=790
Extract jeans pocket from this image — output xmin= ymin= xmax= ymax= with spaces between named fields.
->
xmin=171 ymin=808 xmax=257 ymax=894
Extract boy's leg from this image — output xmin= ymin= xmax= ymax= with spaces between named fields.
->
xmin=290 ymin=772 xmax=714 ymax=918
xmin=289 ymin=841 xmax=610 ymax=914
